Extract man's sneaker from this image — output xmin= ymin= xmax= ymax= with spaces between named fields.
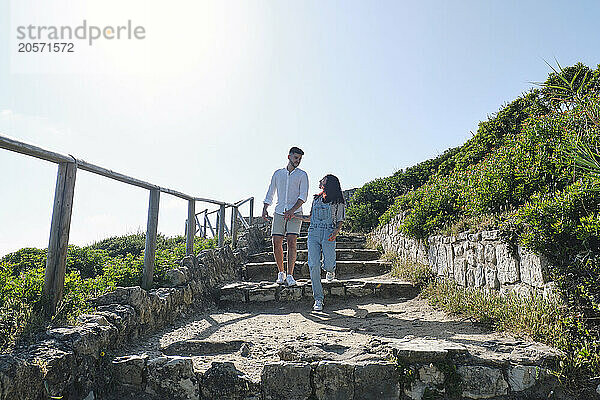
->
xmin=276 ymin=271 xmax=286 ymax=285
xmin=326 ymin=271 xmax=335 ymax=283
xmin=313 ymin=300 xmax=323 ymax=311
xmin=285 ymin=274 xmax=297 ymax=287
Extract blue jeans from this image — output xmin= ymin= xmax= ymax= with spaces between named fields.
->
xmin=307 ymin=223 xmax=336 ymax=302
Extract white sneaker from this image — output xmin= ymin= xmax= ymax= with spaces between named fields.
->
xmin=326 ymin=271 xmax=335 ymax=283
xmin=276 ymin=271 xmax=286 ymax=285
xmin=313 ymin=300 xmax=323 ymax=311
xmin=285 ymin=274 xmax=297 ymax=287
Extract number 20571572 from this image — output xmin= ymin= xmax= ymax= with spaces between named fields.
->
xmin=18 ymin=42 xmax=74 ymax=52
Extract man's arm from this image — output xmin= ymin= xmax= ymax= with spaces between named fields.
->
xmin=283 ymin=198 xmax=305 ymax=221
xmin=263 ymin=172 xmax=277 ymax=220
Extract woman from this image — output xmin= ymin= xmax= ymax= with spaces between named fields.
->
xmin=305 ymin=174 xmax=345 ymax=311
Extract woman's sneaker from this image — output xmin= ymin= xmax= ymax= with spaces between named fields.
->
xmin=313 ymin=300 xmax=323 ymax=311
xmin=276 ymin=271 xmax=286 ymax=285
xmin=285 ymin=274 xmax=297 ymax=287
xmin=326 ymin=271 xmax=335 ymax=283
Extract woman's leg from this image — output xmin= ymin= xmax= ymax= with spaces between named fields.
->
xmin=321 ymin=229 xmax=337 ymax=273
xmin=307 ymin=229 xmax=324 ymax=302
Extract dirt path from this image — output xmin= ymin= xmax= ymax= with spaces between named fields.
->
xmin=117 ymin=294 xmax=521 ymax=382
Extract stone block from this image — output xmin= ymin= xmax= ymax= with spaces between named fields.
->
xmin=457 ymin=366 xmax=508 ymax=399
xmin=474 ymin=265 xmax=486 ymax=288
xmin=419 ymin=364 xmax=445 ymax=386
xmin=507 ymin=365 xmax=540 ymax=392
xmin=354 ymin=361 xmax=401 ymax=400
xmin=485 ymin=267 xmax=499 ymax=290
xmin=164 ymin=267 xmax=189 ymax=287
xmin=248 ymin=288 xmax=276 ymax=302
xmin=146 ymin=356 xmax=199 ymax=399
xmin=454 ymin=259 xmax=467 ymax=286
xmin=496 ymin=244 xmax=520 ymax=284
xmin=346 ymin=285 xmax=374 ymax=297
xmin=262 ymin=362 xmax=312 ymax=400
xmin=484 ymin=244 xmax=497 ymax=265
xmin=329 ymin=286 xmax=345 ymax=297
xmin=111 ymin=355 xmax=146 ymax=388
xmin=279 ymin=287 xmax=303 ymax=301
xmin=200 ymin=362 xmax=261 ymax=400
xmin=313 ymin=361 xmax=354 ymax=400
xmin=387 ymin=338 xmax=468 ymax=363
xmin=468 ymin=233 xmax=482 ymax=242
xmin=466 ymin=268 xmax=475 ymax=287
xmin=481 ymin=230 xmax=499 ymax=241
xmin=518 ymin=246 xmax=549 ymax=288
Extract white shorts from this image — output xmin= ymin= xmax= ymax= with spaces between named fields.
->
xmin=271 ymin=213 xmax=302 ymax=236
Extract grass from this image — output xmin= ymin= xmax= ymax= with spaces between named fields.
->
xmin=421 ymin=278 xmax=600 ymax=388
xmin=385 ymin=252 xmax=436 ymax=286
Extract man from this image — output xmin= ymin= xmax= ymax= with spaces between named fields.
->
xmin=262 ymin=147 xmax=309 ymax=286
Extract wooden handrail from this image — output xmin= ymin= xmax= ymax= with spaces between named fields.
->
xmin=0 ymin=132 xmax=254 ymax=314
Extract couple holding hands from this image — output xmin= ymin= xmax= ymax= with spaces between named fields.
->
xmin=262 ymin=146 xmax=345 ymax=311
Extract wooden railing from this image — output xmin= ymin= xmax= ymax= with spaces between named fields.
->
xmin=0 ymin=133 xmax=254 ymax=314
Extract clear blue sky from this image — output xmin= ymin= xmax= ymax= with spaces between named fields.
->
xmin=1 ymin=0 xmax=599 ymax=256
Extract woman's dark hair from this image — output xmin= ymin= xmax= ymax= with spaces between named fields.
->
xmin=320 ymin=174 xmax=345 ymax=204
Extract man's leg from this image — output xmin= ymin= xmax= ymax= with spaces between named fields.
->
xmin=286 ymin=234 xmax=297 ymax=275
xmin=273 ymin=235 xmax=285 ymax=272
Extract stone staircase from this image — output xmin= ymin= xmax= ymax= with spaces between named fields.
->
xmin=103 ymin=222 xmax=568 ymax=400
xmin=219 ymin=222 xmax=418 ymax=305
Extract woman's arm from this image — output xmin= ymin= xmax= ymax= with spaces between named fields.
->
xmin=328 ymin=221 xmax=343 ymax=241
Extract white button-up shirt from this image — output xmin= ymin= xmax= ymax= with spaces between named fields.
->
xmin=264 ymin=167 xmax=309 ymax=215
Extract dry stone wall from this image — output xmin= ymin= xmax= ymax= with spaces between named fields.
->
xmin=0 ymin=226 xmax=268 ymax=400
xmin=371 ymin=215 xmax=557 ymax=297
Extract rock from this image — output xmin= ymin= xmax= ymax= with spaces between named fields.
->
xmin=507 ymin=365 xmax=540 ymax=392
xmin=313 ymin=361 xmax=354 ymax=400
xmin=200 ymin=362 xmax=261 ymax=400
xmin=419 ymin=364 xmax=445 ymax=386
xmin=481 ymin=230 xmax=499 ymax=241
xmin=111 ymin=355 xmax=146 ymax=388
xmin=76 ymin=314 xmax=110 ymax=326
xmin=457 ymin=366 xmax=508 ymax=399
xmin=47 ymin=323 xmax=117 ymax=358
xmin=388 ymin=338 xmax=468 ymax=363
xmin=484 ymin=244 xmax=497 ymax=265
xmin=248 ymin=287 xmax=276 ymax=302
xmin=165 ymin=267 xmax=190 ymax=287
xmin=146 ymin=356 xmax=199 ymax=399
xmin=495 ymin=244 xmax=520 ymax=285
xmin=279 ymin=286 xmax=303 ymax=301
xmin=518 ymin=246 xmax=549 ymax=288
xmin=240 ymin=343 xmax=251 ymax=357
xmin=162 ymin=340 xmax=248 ymax=356
xmin=354 ymin=361 xmax=401 ymax=400
xmin=262 ymin=362 xmax=312 ymax=400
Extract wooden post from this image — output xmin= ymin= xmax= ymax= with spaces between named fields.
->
xmin=231 ymin=206 xmax=238 ymax=248
xmin=186 ymin=200 xmax=195 ymax=256
xmin=249 ymin=198 xmax=254 ymax=225
xmin=218 ymin=204 xmax=225 ymax=247
xmin=43 ymin=162 xmax=77 ymax=315
xmin=142 ymin=189 xmax=160 ymax=290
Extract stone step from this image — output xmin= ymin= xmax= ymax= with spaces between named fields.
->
xmin=278 ymin=241 xmax=367 ymax=251
xmin=218 ymin=276 xmax=418 ymax=304
xmin=248 ymin=248 xmax=381 ymax=263
xmin=264 ymin=234 xmax=367 ymax=244
xmin=243 ymin=260 xmax=392 ymax=281
xmin=111 ymin=335 xmax=563 ymax=400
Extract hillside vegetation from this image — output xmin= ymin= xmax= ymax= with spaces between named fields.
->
xmin=350 ymin=62 xmax=600 ymax=382
xmin=0 ymin=233 xmax=216 ymax=350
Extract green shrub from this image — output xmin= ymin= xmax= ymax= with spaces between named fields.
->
xmin=0 ymin=233 xmax=217 ymax=350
